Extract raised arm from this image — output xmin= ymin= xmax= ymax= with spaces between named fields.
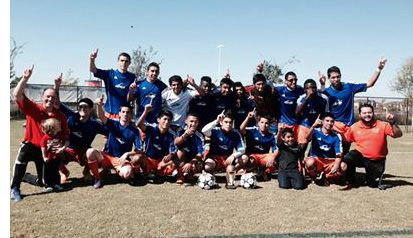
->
xmin=53 ymin=73 xmax=63 ymax=108
xmin=96 ymin=94 xmax=107 ymax=124
xmin=240 ymin=109 xmax=255 ymax=135
xmin=136 ymin=103 xmax=152 ymax=131
xmin=296 ymin=93 xmax=313 ymax=116
xmin=127 ymin=81 xmax=137 ymax=102
xmin=386 ymin=113 xmax=403 ymax=138
xmin=306 ymin=115 xmax=322 ymax=142
xmin=174 ymin=127 xmax=195 ymax=146
xmin=13 ymin=65 xmax=34 ymax=103
xmin=366 ymin=57 xmax=387 ymax=88
xmin=318 ymin=71 xmax=326 ymax=91
xmin=202 ymin=111 xmax=224 ymax=137
xmin=90 ymin=48 xmax=98 ymax=74
xmin=187 ymin=75 xmax=205 ymax=96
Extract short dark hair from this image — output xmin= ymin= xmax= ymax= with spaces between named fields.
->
xmin=253 ymin=74 xmax=266 ymax=85
xmin=327 ymin=66 xmax=341 ymax=78
xmin=158 ymin=110 xmax=173 ymax=120
xmin=303 ymin=79 xmax=317 ymax=88
xmin=200 ymin=76 xmax=212 ymax=85
xmin=78 ymin=98 xmax=94 ymax=108
xmin=284 ymin=71 xmax=297 ymax=80
xmin=187 ymin=112 xmax=199 ymax=119
xmin=222 ymin=109 xmax=233 ymax=120
xmin=232 ymin=82 xmax=244 ymax=91
xmin=120 ymin=104 xmax=134 ymax=112
xmin=118 ymin=52 xmax=131 ymax=62
xmin=168 ymin=75 xmax=183 ymax=86
xmin=281 ymin=128 xmax=294 ymax=137
xmin=147 ymin=62 xmax=160 ymax=71
xmin=258 ymin=114 xmax=271 ymax=122
xmin=320 ymin=112 xmax=335 ymax=120
xmin=220 ymin=78 xmax=234 ymax=87
xmin=359 ymin=103 xmax=374 ymax=113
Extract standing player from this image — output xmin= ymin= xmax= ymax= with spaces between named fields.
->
xmin=174 ymin=113 xmax=204 ymax=184
xmin=188 ymin=76 xmax=215 ymax=129
xmin=161 ymin=75 xmax=205 ymax=129
xmin=321 ymin=58 xmax=387 ymax=152
xmin=343 ymin=104 xmax=402 ymax=189
xmin=54 ymin=77 xmax=109 ymax=183
xmin=127 ymin=62 xmax=167 ymax=124
xmin=305 ymin=113 xmax=346 ymax=186
xmin=233 ymin=82 xmax=255 ymax=130
xmin=202 ymin=110 xmax=247 ymax=189
xmin=296 ymin=79 xmax=329 ymax=147
xmin=136 ymin=104 xmax=177 ymax=183
xmin=210 ymin=78 xmax=236 ymax=119
xmin=240 ymin=110 xmax=278 ymax=181
xmin=90 ymin=49 xmax=136 ymax=118
xmin=11 ymin=66 xmax=69 ymax=202
xmin=86 ymin=96 xmax=143 ymax=189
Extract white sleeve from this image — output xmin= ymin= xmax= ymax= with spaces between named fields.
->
xmin=201 ymin=119 xmax=218 ymax=137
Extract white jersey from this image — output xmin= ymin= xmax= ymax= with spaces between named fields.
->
xmin=162 ymin=88 xmax=197 ymax=127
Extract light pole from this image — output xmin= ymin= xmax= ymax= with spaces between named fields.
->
xmin=217 ymin=44 xmax=224 ymax=82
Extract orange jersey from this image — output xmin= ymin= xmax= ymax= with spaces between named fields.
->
xmin=345 ymin=120 xmax=394 ymax=160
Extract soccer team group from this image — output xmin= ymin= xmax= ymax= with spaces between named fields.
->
xmin=10 ymin=49 xmax=403 ymax=201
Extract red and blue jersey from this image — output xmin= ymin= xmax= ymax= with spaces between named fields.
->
xmin=60 ymin=104 xmax=109 ymax=150
xmin=274 ymin=85 xmax=305 ymax=125
xmin=104 ymin=119 xmax=142 ymax=158
xmin=94 ymin=69 xmax=136 ymax=115
xmin=143 ymin=125 xmax=177 ymax=159
xmin=296 ymin=93 xmax=329 ymax=128
xmin=177 ymin=129 xmax=204 ymax=160
xmin=133 ymin=79 xmax=167 ymax=124
xmin=323 ymin=82 xmax=367 ymax=126
xmin=209 ymin=127 xmax=245 ymax=156
xmin=309 ymin=128 xmax=342 ymax=159
xmin=244 ymin=127 xmax=277 ymax=154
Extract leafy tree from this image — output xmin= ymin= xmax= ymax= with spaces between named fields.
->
xmin=391 ymin=57 xmax=413 ymax=101
xmin=129 ymin=46 xmax=160 ymax=80
xmin=10 ymin=37 xmax=24 ymax=86
xmin=257 ymin=56 xmax=300 ymax=84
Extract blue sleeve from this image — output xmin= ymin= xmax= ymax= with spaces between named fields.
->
xmin=134 ymin=132 xmax=142 ymax=151
xmin=94 ymin=68 xmax=109 ymax=81
xmin=335 ymin=134 xmax=343 ymax=155
xmin=235 ymin=132 xmax=245 ymax=152
xmin=95 ymin=120 xmax=109 ymax=136
xmin=271 ymin=135 xmax=278 ymax=152
xmin=59 ymin=103 xmax=75 ymax=118
xmin=132 ymin=82 xmax=141 ymax=98
xmin=105 ymin=118 xmax=117 ymax=132
xmin=350 ymin=83 xmax=367 ymax=94
xmin=196 ymin=136 xmax=204 ymax=155
xmin=169 ymin=135 xmax=177 ymax=153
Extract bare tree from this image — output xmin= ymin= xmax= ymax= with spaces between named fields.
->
xmin=62 ymin=69 xmax=79 ymax=86
xmin=10 ymin=37 xmax=24 ymax=86
xmin=257 ymin=56 xmax=300 ymax=84
xmin=391 ymin=57 xmax=413 ymax=101
xmin=129 ymin=46 xmax=160 ymax=80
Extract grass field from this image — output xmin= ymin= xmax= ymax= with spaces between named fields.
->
xmin=9 ymin=120 xmax=413 ymax=238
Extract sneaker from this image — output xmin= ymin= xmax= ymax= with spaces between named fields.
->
xmin=43 ymin=187 xmax=53 ymax=193
xmin=54 ymin=184 xmax=64 ymax=191
xmin=171 ymin=169 xmax=179 ymax=177
xmin=339 ymin=183 xmax=355 ymax=191
xmin=93 ymin=179 xmax=104 ymax=189
xmin=82 ymin=168 xmax=93 ymax=181
xmin=10 ymin=188 xmax=22 ymax=202
xmin=225 ymin=184 xmax=237 ymax=189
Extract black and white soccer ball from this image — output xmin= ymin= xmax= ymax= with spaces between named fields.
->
xmin=239 ymin=173 xmax=257 ymax=189
xmin=197 ymin=173 xmax=217 ymax=190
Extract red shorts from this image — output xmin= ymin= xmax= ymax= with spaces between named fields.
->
xmin=145 ymin=157 xmax=174 ymax=176
xmin=63 ymin=148 xmax=87 ymax=165
xmin=278 ymin=123 xmax=300 ymax=141
xmin=249 ymin=153 xmax=277 ymax=173
xmin=297 ymin=126 xmax=311 ymax=144
xmin=208 ymin=155 xmax=228 ymax=172
xmin=311 ymin=157 xmax=344 ymax=179
xmin=100 ymin=152 xmax=131 ymax=173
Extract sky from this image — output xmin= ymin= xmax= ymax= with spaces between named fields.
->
xmin=9 ymin=0 xmax=413 ymax=98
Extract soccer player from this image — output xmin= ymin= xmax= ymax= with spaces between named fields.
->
xmin=11 ymin=65 xmax=69 ymax=202
xmin=86 ymin=96 xmax=143 ymax=189
xmin=210 ymin=78 xmax=236 ymax=119
xmin=321 ymin=58 xmax=387 ymax=152
xmin=54 ymin=76 xmax=109 ymax=183
xmin=136 ymin=104 xmax=177 ymax=183
xmin=240 ymin=110 xmax=277 ymax=181
xmin=233 ymin=82 xmax=255 ymax=130
xmin=296 ymin=79 xmax=329 ymax=146
xmin=90 ymin=49 xmax=136 ymax=118
xmin=202 ymin=110 xmax=247 ymax=189
xmin=174 ymin=113 xmax=204 ymax=184
xmin=161 ymin=75 xmax=205 ymax=129
xmin=343 ymin=104 xmax=403 ymax=190
xmin=127 ymin=62 xmax=167 ymax=124
xmin=188 ymin=76 xmax=215 ymax=129
xmin=305 ymin=113 xmax=346 ymax=186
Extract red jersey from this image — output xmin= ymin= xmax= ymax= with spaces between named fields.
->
xmin=345 ymin=120 xmax=394 ymax=160
xmin=40 ymin=133 xmax=66 ymax=159
xmin=16 ymin=95 xmax=69 ymax=147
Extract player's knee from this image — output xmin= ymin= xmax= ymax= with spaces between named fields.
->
xmin=86 ymin=148 xmax=99 ymax=162
xmin=119 ymin=165 xmax=133 ymax=179
xmin=204 ymin=159 xmax=215 ymax=173
xmin=226 ymin=165 xmax=235 ymax=173
xmin=340 ymin=162 xmax=347 ymax=172
xmin=305 ymin=157 xmax=315 ymax=169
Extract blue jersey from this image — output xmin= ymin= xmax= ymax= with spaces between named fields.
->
xmin=324 ymin=82 xmax=367 ymax=126
xmin=244 ymin=127 xmax=277 ymax=154
xmin=189 ymin=93 xmax=214 ymax=129
xmin=309 ymin=128 xmax=342 ymax=159
xmin=94 ymin=69 xmax=136 ymax=115
xmin=144 ymin=125 xmax=177 ymax=159
xmin=274 ymin=85 xmax=305 ymax=125
xmin=104 ymin=119 xmax=142 ymax=158
xmin=209 ymin=127 xmax=245 ymax=156
xmin=211 ymin=91 xmax=236 ymax=119
xmin=297 ymin=93 xmax=329 ymax=128
xmin=133 ymin=79 xmax=167 ymax=124
xmin=60 ymin=104 xmax=108 ymax=150
xmin=177 ymin=129 xmax=204 ymax=160
xmin=233 ymin=95 xmax=255 ymax=129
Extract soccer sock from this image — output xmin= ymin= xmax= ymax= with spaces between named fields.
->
xmin=88 ymin=161 xmax=101 ymax=180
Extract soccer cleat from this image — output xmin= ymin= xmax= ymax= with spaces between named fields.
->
xmin=54 ymin=184 xmax=64 ymax=191
xmin=10 ymin=188 xmax=22 ymax=202
xmin=43 ymin=187 xmax=54 ymax=193
xmin=93 ymin=179 xmax=104 ymax=189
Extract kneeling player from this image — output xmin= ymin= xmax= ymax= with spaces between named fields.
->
xmin=240 ymin=110 xmax=277 ymax=181
xmin=202 ymin=110 xmax=247 ymax=189
xmin=137 ymin=104 xmax=177 ymax=182
xmin=174 ymin=113 xmax=204 ymax=184
xmin=305 ymin=113 xmax=347 ymax=186
xmin=87 ymin=96 xmax=144 ymax=189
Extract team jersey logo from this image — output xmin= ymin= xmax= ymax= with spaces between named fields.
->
xmin=142 ymin=87 xmax=147 ymax=90
xmin=332 ymin=99 xmax=343 ymax=107
xmin=254 ymin=137 xmax=259 ymax=141
xmin=218 ymin=137 xmax=224 ymax=142
xmin=115 ymin=83 xmax=126 ymax=89
xmin=116 ymin=137 xmax=125 ymax=144
xmin=153 ymin=144 xmax=162 ymax=151
xmin=197 ymin=102 xmax=207 ymax=106
xmin=254 ymin=145 xmax=264 ymax=151
xmin=309 ymin=109 xmax=317 ymax=114
xmin=319 ymin=144 xmax=331 ymax=151
xmin=372 ymin=128 xmax=380 ymax=133
xmin=72 ymin=131 xmax=83 ymax=138
xmin=219 ymin=145 xmax=228 ymax=150
xmin=284 ymin=100 xmax=294 ymax=105
xmin=114 ymin=76 xmax=118 ymax=80
xmin=171 ymin=102 xmax=181 ymax=107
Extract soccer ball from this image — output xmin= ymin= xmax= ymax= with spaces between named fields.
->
xmin=239 ymin=173 xmax=257 ymax=189
xmin=197 ymin=173 xmax=217 ymax=190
